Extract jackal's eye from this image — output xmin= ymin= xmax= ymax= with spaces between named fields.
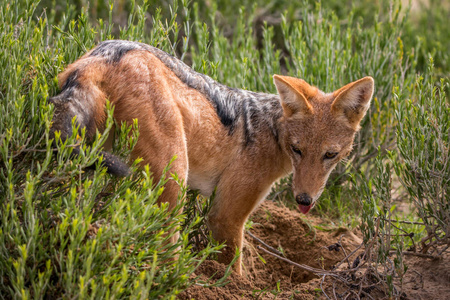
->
xmin=291 ymin=145 xmax=302 ymax=156
xmin=324 ymin=152 xmax=338 ymax=159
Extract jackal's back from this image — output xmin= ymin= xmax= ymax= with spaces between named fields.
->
xmin=87 ymin=40 xmax=283 ymax=144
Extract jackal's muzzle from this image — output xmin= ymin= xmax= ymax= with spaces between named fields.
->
xmin=296 ymin=193 xmax=313 ymax=214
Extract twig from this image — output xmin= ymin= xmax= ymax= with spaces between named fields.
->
xmin=348 ymin=289 xmax=360 ymax=300
xmin=321 ymin=274 xmax=331 ymax=300
xmin=332 ymin=279 xmax=338 ymax=300
xmin=337 ymin=234 xmax=350 ymax=268
xmin=354 ymin=140 xmax=396 ymax=171
xmin=361 ymin=288 xmax=376 ymax=300
xmin=389 ymin=250 xmax=439 ymax=259
xmin=333 ymin=242 xmax=364 ymax=270
xmin=256 ymin=245 xmax=358 ymax=277
xmin=246 ymin=231 xmax=283 ymax=256
xmin=19 ymin=148 xmax=49 ymax=153
xmin=363 ymin=217 xmax=381 ymax=265
xmin=381 ymin=217 xmax=425 ymax=226
xmin=438 ymin=245 xmax=449 ymax=255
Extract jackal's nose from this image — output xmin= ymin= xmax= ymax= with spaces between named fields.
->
xmin=296 ymin=193 xmax=312 ymax=206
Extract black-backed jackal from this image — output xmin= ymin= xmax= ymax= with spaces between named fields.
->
xmin=50 ymin=40 xmax=374 ymax=274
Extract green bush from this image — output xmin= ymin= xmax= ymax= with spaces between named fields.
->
xmin=393 ymin=61 xmax=449 ymax=253
xmin=349 ymin=62 xmax=448 ymax=297
xmin=351 ymin=152 xmax=408 ymax=298
xmin=0 ymin=0 xmax=221 ymax=298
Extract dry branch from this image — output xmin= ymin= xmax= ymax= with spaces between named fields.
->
xmin=246 ymin=230 xmax=283 ymax=256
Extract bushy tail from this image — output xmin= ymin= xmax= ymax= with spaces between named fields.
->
xmin=72 ymin=147 xmax=130 ymax=177
xmin=49 ymin=71 xmax=130 ymax=177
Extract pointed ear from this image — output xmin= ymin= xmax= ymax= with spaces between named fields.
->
xmin=331 ymin=77 xmax=374 ymax=130
xmin=273 ymin=75 xmax=314 ymax=117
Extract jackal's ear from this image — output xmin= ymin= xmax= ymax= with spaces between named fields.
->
xmin=273 ymin=75 xmax=314 ymax=117
xmin=331 ymin=77 xmax=374 ymax=130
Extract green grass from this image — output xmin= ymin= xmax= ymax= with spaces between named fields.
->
xmin=0 ymin=0 xmax=448 ymax=298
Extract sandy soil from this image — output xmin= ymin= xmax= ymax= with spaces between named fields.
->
xmin=179 ymin=201 xmax=449 ymax=299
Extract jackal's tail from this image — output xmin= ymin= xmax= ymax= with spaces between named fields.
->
xmin=49 ymin=68 xmax=130 ymax=177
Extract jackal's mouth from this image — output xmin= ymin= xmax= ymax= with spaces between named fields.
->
xmin=298 ymin=204 xmax=312 ymax=214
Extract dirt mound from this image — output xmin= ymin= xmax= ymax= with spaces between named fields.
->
xmin=180 ymin=201 xmax=362 ymax=299
xmin=179 ymin=201 xmax=450 ymax=299
xmin=242 ymin=201 xmax=362 ymax=288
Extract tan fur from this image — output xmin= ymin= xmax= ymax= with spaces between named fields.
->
xmin=56 ymin=48 xmax=374 ymax=275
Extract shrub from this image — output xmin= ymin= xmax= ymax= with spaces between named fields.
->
xmin=0 ymin=0 xmax=221 ymax=298
xmin=393 ymin=60 xmax=449 ymax=254
xmin=349 ymin=60 xmax=449 ymax=298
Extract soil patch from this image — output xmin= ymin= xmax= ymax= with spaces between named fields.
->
xmin=179 ymin=201 xmax=450 ymax=299
xmin=401 ymin=251 xmax=450 ymax=300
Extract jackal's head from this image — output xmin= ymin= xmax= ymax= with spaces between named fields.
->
xmin=273 ymin=75 xmax=374 ymax=214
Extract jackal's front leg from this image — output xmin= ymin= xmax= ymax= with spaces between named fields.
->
xmin=207 ymin=174 xmax=270 ymax=275
xmin=207 ymin=202 xmax=248 ymax=275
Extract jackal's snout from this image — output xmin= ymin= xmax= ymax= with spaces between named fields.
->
xmin=296 ymin=193 xmax=313 ymax=214
xmin=296 ymin=193 xmax=311 ymax=206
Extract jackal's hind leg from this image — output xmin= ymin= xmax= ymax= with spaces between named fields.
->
xmin=130 ymin=123 xmax=188 ymax=245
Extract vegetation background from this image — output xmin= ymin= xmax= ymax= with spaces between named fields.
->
xmin=0 ymin=0 xmax=448 ymax=298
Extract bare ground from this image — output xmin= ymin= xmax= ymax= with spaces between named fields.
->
xmin=179 ymin=201 xmax=450 ymax=299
